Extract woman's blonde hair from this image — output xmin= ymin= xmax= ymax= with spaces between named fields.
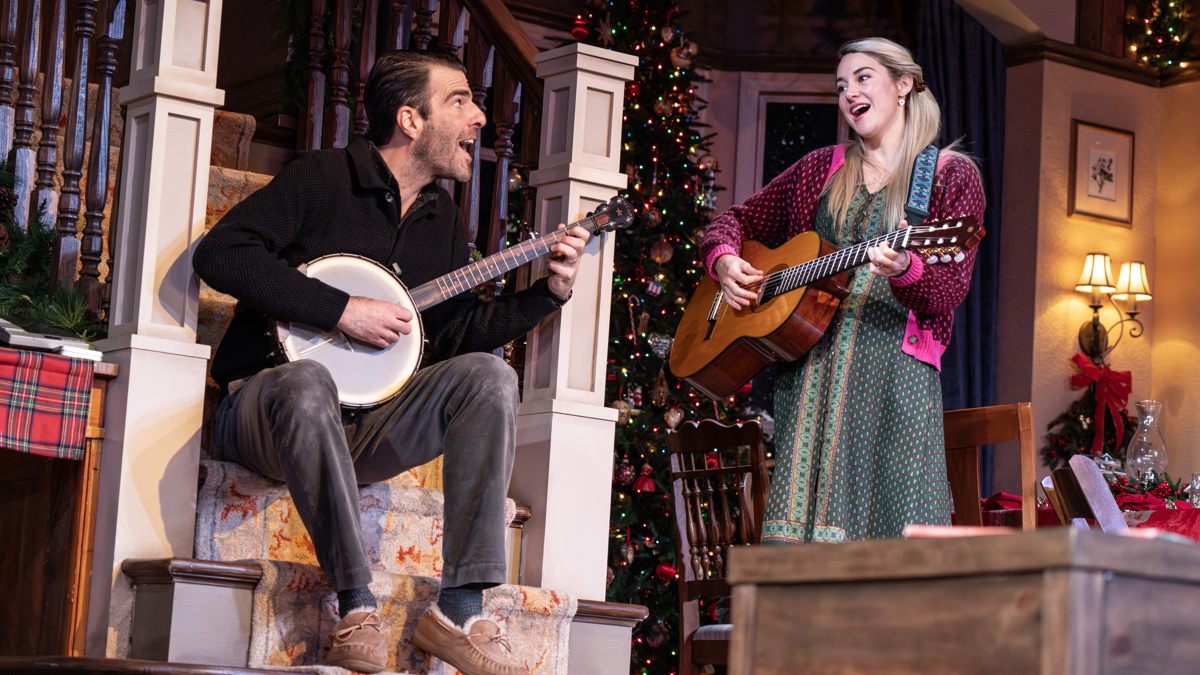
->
xmin=824 ymin=37 xmax=956 ymax=232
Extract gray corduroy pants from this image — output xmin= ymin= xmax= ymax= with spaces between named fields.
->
xmin=213 ymin=352 xmax=517 ymax=591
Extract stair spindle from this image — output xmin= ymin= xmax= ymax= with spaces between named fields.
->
xmin=411 ymin=0 xmax=435 ymax=50
xmin=353 ymin=0 xmax=379 ymax=137
xmin=702 ymin=477 xmax=723 ymax=577
xmin=458 ymin=22 xmax=491 ymax=242
xmin=691 ymin=477 xmax=711 ymax=578
xmin=483 ymin=61 xmax=519 ymax=298
xmin=737 ymin=474 xmax=753 ymax=545
xmin=53 ymin=0 xmax=94 ymax=291
xmin=437 ymin=0 xmax=465 ymax=57
xmin=78 ymin=0 xmax=123 ymax=318
xmin=324 ymin=0 xmax=352 ymax=149
xmin=0 ymin=0 xmax=17 ymax=159
xmin=389 ymin=0 xmax=411 ymax=50
xmin=300 ymin=0 xmax=327 ymax=151
xmin=11 ymin=0 xmax=41 ymax=232
xmin=34 ymin=0 xmax=66 ymax=232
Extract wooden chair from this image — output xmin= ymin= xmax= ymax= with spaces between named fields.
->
xmin=665 ymin=420 xmax=770 ymax=675
xmin=1049 ymin=454 xmax=1129 ymax=533
xmin=943 ymin=402 xmax=1037 ymax=530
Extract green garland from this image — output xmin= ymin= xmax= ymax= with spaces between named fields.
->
xmin=0 ymin=164 xmax=104 ymax=342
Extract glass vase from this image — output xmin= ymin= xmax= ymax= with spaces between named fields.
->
xmin=1124 ymin=400 xmax=1168 ymax=485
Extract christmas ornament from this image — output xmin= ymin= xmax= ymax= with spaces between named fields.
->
xmin=615 ymin=456 xmax=636 ymax=485
xmin=637 ymin=310 xmax=650 ymax=333
xmin=597 ymin=13 xmax=614 ymax=47
xmin=571 ymin=15 xmax=590 ymax=40
xmin=697 ymin=154 xmax=718 ymax=171
xmin=626 ymin=385 xmax=643 ymax=412
xmin=669 ymin=46 xmax=693 ymax=69
xmin=621 ymin=541 xmax=635 ymax=564
xmin=611 ymin=400 xmax=632 ymax=425
xmin=655 ymin=561 xmax=676 ymax=582
xmin=506 ymin=167 xmax=523 ymax=192
xmin=650 ymin=237 xmax=674 ymax=264
xmin=644 ymin=619 xmax=670 ymax=648
xmin=664 ymin=407 xmax=684 ymax=429
xmin=705 ymin=451 xmax=719 ymax=469
xmin=674 ymin=291 xmax=688 ymax=305
xmin=653 ymin=97 xmax=670 ymax=116
xmin=627 ymin=81 xmax=641 ymax=98
xmin=660 ymin=24 xmax=676 ymax=42
xmin=649 ymin=333 xmax=673 ymax=357
xmin=646 ymin=280 xmax=664 ymax=297
xmin=643 ymin=205 xmax=663 ymax=227
xmin=633 ymin=463 xmax=656 ymax=492
xmin=651 ymin=368 xmax=669 ymax=406
xmin=707 ymin=599 xmax=729 ymax=622
xmin=606 ymin=566 xmax=614 ymax=587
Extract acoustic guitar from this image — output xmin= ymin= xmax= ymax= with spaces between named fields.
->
xmin=671 ymin=216 xmax=984 ymax=400
xmin=275 ymin=196 xmax=633 ymax=408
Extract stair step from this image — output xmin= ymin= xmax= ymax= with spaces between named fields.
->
xmin=206 ymin=166 xmax=272 ymax=230
xmin=212 ymin=111 xmax=257 ymax=171
xmin=0 ymin=656 xmax=296 ymax=675
xmin=118 ymin=558 xmax=576 ymax=675
xmin=195 ymin=460 xmax=511 ymax=580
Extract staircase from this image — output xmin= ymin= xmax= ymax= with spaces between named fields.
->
xmin=103 ymin=113 xmax=590 ymax=674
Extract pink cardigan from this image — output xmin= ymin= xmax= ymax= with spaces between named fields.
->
xmin=700 ymin=144 xmax=985 ymax=371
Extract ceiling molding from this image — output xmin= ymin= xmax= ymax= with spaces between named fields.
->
xmin=1003 ymin=39 xmax=1198 ymax=88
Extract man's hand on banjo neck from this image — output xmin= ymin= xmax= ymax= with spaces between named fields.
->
xmin=334 ymin=223 xmax=589 ymax=349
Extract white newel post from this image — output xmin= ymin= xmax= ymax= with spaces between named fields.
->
xmin=511 ymin=44 xmax=637 ymax=604
xmin=86 ymin=0 xmax=223 ymax=656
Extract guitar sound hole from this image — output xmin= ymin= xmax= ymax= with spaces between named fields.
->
xmin=751 ymin=263 xmax=791 ymax=313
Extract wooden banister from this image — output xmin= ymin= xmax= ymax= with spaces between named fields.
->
xmin=353 ymin=0 xmax=379 ymax=137
xmin=324 ymin=0 xmax=352 ymax=148
xmin=0 ymin=0 xmax=17 ymax=158
xmin=33 ymin=0 xmax=66 ymax=231
xmin=78 ymin=0 xmax=124 ymax=317
xmin=300 ymin=0 xmax=327 ymax=151
xmin=12 ymin=0 xmax=41 ymax=231
xmin=460 ymin=0 xmax=542 ymax=105
xmin=51 ymin=0 xmax=98 ymax=292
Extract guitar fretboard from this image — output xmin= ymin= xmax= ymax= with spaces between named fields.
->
xmin=759 ymin=229 xmax=913 ymax=302
xmin=407 ymin=214 xmax=608 ymax=311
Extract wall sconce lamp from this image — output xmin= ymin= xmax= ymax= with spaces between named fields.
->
xmin=1075 ymin=252 xmax=1151 ymax=363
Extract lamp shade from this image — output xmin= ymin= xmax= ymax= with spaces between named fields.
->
xmin=1075 ymin=252 xmax=1116 ymax=293
xmin=1113 ymin=261 xmax=1153 ymax=301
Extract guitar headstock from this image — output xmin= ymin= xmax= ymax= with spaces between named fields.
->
xmin=586 ymin=196 xmax=634 ymax=233
xmin=907 ymin=215 xmax=985 ymax=265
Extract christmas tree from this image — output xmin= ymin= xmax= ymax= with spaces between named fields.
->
xmin=574 ymin=2 xmax=763 ymax=672
xmin=1127 ymin=0 xmax=1194 ymax=67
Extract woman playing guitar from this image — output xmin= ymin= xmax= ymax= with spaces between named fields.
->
xmin=700 ymin=37 xmax=985 ymax=545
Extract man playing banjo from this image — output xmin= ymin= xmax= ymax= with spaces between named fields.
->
xmin=193 ymin=48 xmax=589 ymax=675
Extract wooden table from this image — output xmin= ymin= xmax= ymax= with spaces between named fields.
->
xmin=728 ymin=529 xmax=1200 ymax=674
xmin=0 ymin=362 xmax=118 ymax=657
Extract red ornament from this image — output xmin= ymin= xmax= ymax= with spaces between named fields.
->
xmin=704 ymin=451 xmax=719 ymax=470
xmin=737 ymin=381 xmax=753 ymax=395
xmin=655 ymin=561 xmax=676 ymax=582
xmin=1070 ymin=353 xmax=1132 ymax=455
xmin=633 ymin=463 xmax=656 ymax=493
xmin=571 ymin=15 xmax=589 ymax=40
xmin=615 ymin=456 xmax=636 ymax=485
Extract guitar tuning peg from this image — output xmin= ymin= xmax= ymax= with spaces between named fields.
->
xmin=939 ymin=253 xmax=952 ymax=263
xmin=953 ymin=250 xmax=965 ymax=263
xmin=926 ymin=254 xmax=939 ymax=265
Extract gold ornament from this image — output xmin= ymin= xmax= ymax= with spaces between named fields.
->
xmin=651 ymin=368 xmax=669 ymax=407
xmin=661 ymin=24 xmax=676 ymax=41
xmin=644 ymin=206 xmax=663 ymax=227
xmin=669 ymin=47 xmax=694 ymax=69
xmin=697 ymin=154 xmax=718 ymax=171
xmin=650 ymin=238 xmax=674 ymax=264
xmin=611 ymin=400 xmax=632 ymax=425
xmin=653 ymin=98 xmax=670 ymax=116
xmin=664 ymin=407 xmax=684 ymax=429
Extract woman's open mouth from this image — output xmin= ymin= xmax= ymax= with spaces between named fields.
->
xmin=851 ymin=103 xmax=870 ymax=120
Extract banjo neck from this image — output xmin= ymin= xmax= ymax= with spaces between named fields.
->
xmin=407 ymin=212 xmax=614 ymax=311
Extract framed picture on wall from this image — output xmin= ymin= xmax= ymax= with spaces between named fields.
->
xmin=1069 ymin=120 xmax=1134 ymax=225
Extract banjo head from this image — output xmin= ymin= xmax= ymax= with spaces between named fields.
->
xmin=278 ymin=254 xmax=423 ymax=408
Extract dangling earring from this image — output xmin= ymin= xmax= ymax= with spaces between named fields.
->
xmin=899 ymin=97 xmax=906 ymax=106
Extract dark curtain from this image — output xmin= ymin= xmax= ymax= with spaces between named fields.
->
xmin=915 ymin=0 xmax=1005 ymax=494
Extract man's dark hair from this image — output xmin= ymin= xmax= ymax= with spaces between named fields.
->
xmin=364 ymin=47 xmax=468 ymax=146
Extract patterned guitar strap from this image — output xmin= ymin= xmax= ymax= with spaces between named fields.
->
xmin=903 ymin=143 xmax=940 ymax=227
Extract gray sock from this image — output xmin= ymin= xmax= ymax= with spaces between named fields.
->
xmin=437 ymin=583 xmax=489 ymax=628
xmin=336 ymin=586 xmax=377 ymax=619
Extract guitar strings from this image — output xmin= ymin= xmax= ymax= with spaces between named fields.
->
xmin=757 ymin=227 xmax=916 ymax=300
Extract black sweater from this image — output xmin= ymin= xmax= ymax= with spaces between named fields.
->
xmin=193 ymin=135 xmax=565 ymax=389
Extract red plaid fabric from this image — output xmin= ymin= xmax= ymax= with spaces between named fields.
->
xmin=0 ymin=347 xmax=95 ymax=460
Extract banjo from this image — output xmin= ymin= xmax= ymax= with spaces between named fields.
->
xmin=275 ymin=196 xmax=633 ymax=408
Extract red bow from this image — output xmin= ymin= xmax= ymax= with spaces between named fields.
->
xmin=1070 ymin=353 xmax=1132 ymax=455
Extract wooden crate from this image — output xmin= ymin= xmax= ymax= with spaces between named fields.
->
xmin=728 ymin=529 xmax=1200 ymax=674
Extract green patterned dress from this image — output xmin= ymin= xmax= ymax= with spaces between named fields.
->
xmin=759 ymin=186 xmax=952 ymax=545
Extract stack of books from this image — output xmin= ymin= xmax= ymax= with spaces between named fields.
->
xmin=0 ymin=317 xmax=104 ymax=361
